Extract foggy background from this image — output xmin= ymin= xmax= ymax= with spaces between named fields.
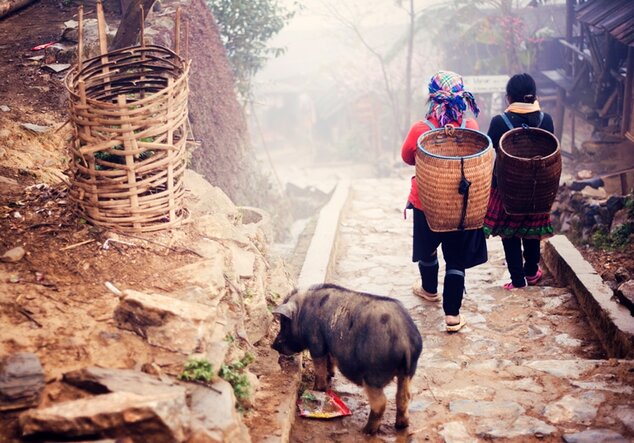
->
xmin=248 ymin=0 xmax=568 ymax=193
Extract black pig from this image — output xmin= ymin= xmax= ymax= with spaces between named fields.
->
xmin=271 ymin=283 xmax=423 ymax=434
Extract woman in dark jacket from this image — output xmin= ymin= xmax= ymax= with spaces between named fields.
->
xmin=484 ymin=73 xmax=555 ymax=289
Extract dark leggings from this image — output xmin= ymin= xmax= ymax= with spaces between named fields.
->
xmin=502 ymin=237 xmax=540 ymax=287
xmin=418 ymin=254 xmax=465 ymax=316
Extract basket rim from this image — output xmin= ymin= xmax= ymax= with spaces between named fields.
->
xmin=63 ymin=44 xmax=189 ymax=104
xmin=416 ymin=127 xmax=492 ymax=160
xmin=498 ymin=126 xmax=560 ymax=161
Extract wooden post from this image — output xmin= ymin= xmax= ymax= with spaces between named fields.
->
xmin=174 ymin=7 xmax=181 ymax=55
xmin=555 ymin=87 xmax=565 ymax=142
xmin=117 ymin=95 xmax=141 ymax=230
xmin=96 ymin=0 xmax=111 ymax=94
xmin=78 ymin=5 xmax=84 ymax=73
xmin=78 ymin=81 xmax=100 ymax=221
xmin=140 ymin=4 xmax=145 ymax=47
xmin=166 ymin=78 xmax=176 ymax=222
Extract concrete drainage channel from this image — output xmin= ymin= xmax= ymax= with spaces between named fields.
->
xmin=272 ymin=178 xmax=634 ymax=442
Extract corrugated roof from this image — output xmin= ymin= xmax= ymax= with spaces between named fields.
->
xmin=577 ymin=0 xmax=634 ymax=46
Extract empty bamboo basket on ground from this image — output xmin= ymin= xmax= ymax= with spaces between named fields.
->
xmin=416 ymin=126 xmax=494 ymax=232
xmin=497 ymin=126 xmax=561 ymax=215
xmin=65 ymin=44 xmax=190 ymax=232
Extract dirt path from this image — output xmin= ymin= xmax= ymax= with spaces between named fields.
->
xmin=290 ymin=177 xmax=633 ymax=443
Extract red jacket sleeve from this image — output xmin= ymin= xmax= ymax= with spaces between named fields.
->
xmin=401 ymin=121 xmax=431 ymax=165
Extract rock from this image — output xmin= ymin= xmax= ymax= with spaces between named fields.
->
xmin=62 ymin=367 xmax=183 ymax=396
xmin=606 ymin=195 xmax=626 ymax=217
xmin=610 ymin=208 xmax=630 ymax=235
xmin=0 ymin=353 xmax=45 ymax=411
xmin=554 ymin=333 xmax=583 ymax=347
xmin=439 ymin=421 xmax=476 ymax=443
xmin=562 ymin=429 xmax=628 ymax=443
xmin=525 ymin=360 xmax=597 ymax=378
xmin=240 ymin=370 xmax=259 ymax=410
xmin=476 ymin=416 xmax=556 ymax=439
xmin=580 ymin=186 xmax=607 ymax=199
xmin=577 ymin=169 xmax=593 ymax=179
xmin=183 ymin=170 xmax=240 ymax=222
xmin=615 ymin=405 xmax=634 ymax=433
xmin=172 ymin=258 xmax=226 ymax=296
xmin=19 ymin=391 xmax=189 ymax=442
xmin=228 ymin=244 xmax=256 ymax=279
xmin=187 ymin=380 xmax=250 ymax=443
xmin=114 ymin=289 xmax=217 ymax=354
xmin=195 ymin=215 xmax=251 ymax=247
xmin=615 ymin=280 xmax=634 ymax=314
xmin=237 ymin=206 xmax=272 ymax=243
xmin=544 ymin=391 xmax=605 ymax=424
xmin=0 ymin=246 xmax=26 ymax=263
xmin=0 ymin=105 xmax=9 ymax=112
xmin=615 ymin=267 xmax=631 ymax=283
xmin=449 ymin=400 xmax=524 ymax=418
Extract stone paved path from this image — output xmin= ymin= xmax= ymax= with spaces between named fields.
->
xmin=290 ymin=178 xmax=634 ymax=443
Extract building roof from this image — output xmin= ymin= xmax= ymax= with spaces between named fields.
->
xmin=576 ymin=0 xmax=634 ymax=47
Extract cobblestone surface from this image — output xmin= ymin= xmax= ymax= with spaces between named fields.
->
xmin=290 ymin=178 xmax=634 ymax=443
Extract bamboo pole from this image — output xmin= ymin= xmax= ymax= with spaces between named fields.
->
xmin=96 ymin=0 xmax=111 ymax=94
xmin=117 ymin=94 xmax=142 ymax=230
xmin=174 ymin=7 xmax=181 ymax=56
xmin=78 ymin=5 xmax=84 ymax=73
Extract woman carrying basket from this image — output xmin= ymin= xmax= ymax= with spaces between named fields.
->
xmin=484 ymin=73 xmax=555 ymax=290
xmin=401 ymin=70 xmax=488 ymax=332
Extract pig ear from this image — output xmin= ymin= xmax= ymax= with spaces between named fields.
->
xmin=272 ymin=301 xmax=296 ymax=319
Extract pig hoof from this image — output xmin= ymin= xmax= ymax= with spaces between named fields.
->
xmin=363 ymin=422 xmax=380 ymax=435
xmin=395 ymin=417 xmax=409 ymax=429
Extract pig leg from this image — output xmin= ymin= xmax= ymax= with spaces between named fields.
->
xmin=363 ymin=385 xmax=386 ymax=435
xmin=327 ymin=354 xmax=335 ymax=379
xmin=395 ymin=375 xmax=411 ymax=429
xmin=312 ymin=355 xmax=329 ymax=391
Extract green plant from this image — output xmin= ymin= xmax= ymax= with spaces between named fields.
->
xmin=179 ymin=358 xmax=215 ymax=383
xmin=219 ymin=353 xmax=255 ymax=404
xmin=224 ymin=333 xmax=235 ymax=344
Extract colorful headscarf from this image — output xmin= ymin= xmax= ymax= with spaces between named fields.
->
xmin=426 ymin=71 xmax=480 ymax=127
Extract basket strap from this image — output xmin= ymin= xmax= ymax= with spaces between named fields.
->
xmin=460 ymin=119 xmax=466 ymax=128
xmin=457 ymin=157 xmax=471 ymax=231
xmin=500 ymin=112 xmax=514 ymax=130
xmin=423 ymin=118 xmax=436 ymax=130
xmin=537 ymin=111 xmax=544 ymax=128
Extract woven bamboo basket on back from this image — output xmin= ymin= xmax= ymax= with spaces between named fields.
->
xmin=416 ymin=126 xmax=494 ymax=232
xmin=65 ymin=2 xmax=190 ymax=232
xmin=497 ymin=126 xmax=561 ymax=215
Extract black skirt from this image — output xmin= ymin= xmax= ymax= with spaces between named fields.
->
xmin=412 ymin=206 xmax=488 ymax=269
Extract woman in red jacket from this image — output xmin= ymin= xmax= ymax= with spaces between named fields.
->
xmin=401 ymin=71 xmax=488 ymax=332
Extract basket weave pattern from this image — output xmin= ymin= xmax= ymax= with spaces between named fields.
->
xmin=416 ymin=128 xmax=494 ymax=232
xmin=497 ymin=127 xmax=561 ymax=215
xmin=65 ymin=45 xmax=190 ymax=232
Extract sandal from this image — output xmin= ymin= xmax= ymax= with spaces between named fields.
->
xmin=412 ymin=286 xmax=441 ymax=302
xmin=446 ymin=315 xmax=466 ymax=332
xmin=526 ymin=268 xmax=543 ymax=286
xmin=503 ymin=280 xmax=527 ymax=290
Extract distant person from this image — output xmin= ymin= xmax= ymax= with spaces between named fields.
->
xmin=483 ymin=73 xmax=555 ymax=289
xmin=401 ymin=70 xmax=487 ymax=332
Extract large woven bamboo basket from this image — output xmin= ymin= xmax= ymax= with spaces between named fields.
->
xmin=64 ymin=4 xmax=190 ymax=232
xmin=416 ymin=126 xmax=494 ymax=232
xmin=497 ymin=126 xmax=561 ymax=215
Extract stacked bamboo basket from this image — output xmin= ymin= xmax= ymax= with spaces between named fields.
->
xmin=65 ymin=2 xmax=190 ymax=232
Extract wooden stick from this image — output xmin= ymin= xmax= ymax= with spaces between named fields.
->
xmin=174 ymin=7 xmax=181 ymax=55
xmin=96 ymin=0 xmax=111 ymax=93
xmin=60 ymin=239 xmax=94 ymax=251
xmin=140 ymin=4 xmax=145 ymax=47
xmin=117 ymin=94 xmax=141 ymax=230
xmin=17 ymin=308 xmax=43 ymax=328
xmin=116 ymin=231 xmax=203 ymax=257
xmin=78 ymin=5 xmax=84 ymax=72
